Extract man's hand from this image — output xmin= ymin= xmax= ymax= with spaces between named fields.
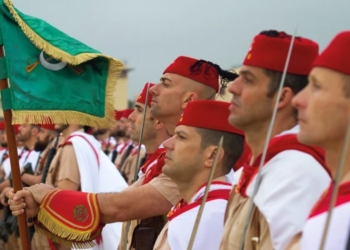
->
xmin=7 ymin=188 xmax=39 ymax=218
xmin=28 ymin=183 xmax=55 ymax=204
xmin=0 ymin=187 xmax=13 ymax=206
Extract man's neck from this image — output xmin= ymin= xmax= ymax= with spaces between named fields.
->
xmin=177 ymin=174 xmax=227 ymax=204
xmin=144 ymin=133 xmax=170 ymax=154
xmin=245 ymin=117 xmax=297 ymax=162
xmin=99 ymin=132 xmax=110 ymax=142
xmin=163 ymin=115 xmax=182 ymax=136
xmin=144 ymin=141 xmax=160 ymax=154
xmin=24 ymin=138 xmax=36 ymax=151
xmin=62 ymin=126 xmax=83 ymax=138
xmin=123 ymin=137 xmax=130 ymax=143
xmin=325 ymin=142 xmax=350 ymax=184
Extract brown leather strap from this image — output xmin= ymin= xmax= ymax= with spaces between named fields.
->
xmin=131 ymin=216 xmax=164 ymax=250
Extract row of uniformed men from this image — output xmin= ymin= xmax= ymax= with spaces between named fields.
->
xmin=6 ymin=29 xmax=350 ymax=250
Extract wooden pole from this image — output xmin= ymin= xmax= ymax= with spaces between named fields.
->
xmin=0 ymin=45 xmax=31 ymax=250
xmin=187 ymin=136 xmax=224 ymax=250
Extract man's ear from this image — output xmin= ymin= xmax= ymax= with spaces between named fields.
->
xmin=155 ymin=120 xmax=164 ymax=130
xmin=204 ymin=145 xmax=225 ymax=169
xmin=277 ymin=87 xmax=294 ymax=110
xmin=181 ymin=92 xmax=198 ymax=110
xmin=32 ymin=127 xmax=40 ymax=136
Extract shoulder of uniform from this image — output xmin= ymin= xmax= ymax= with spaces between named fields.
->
xmin=58 ymin=141 xmax=73 ymax=148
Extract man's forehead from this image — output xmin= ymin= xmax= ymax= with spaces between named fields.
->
xmin=161 ymin=72 xmax=187 ymax=82
xmin=135 ymin=102 xmax=145 ymax=109
xmin=240 ymin=65 xmax=265 ymax=77
xmin=310 ymin=67 xmax=340 ymax=82
xmin=175 ymin=125 xmax=198 ymax=135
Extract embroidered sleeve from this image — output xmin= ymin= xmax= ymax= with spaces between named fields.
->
xmin=35 ymin=190 xmax=105 ymax=248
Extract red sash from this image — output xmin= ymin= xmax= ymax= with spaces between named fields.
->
xmin=235 ymin=134 xmax=330 ymax=197
xmin=167 ymin=181 xmax=231 ymax=221
xmin=309 ymin=181 xmax=350 ymax=218
xmin=119 ymin=140 xmax=132 ymax=154
xmin=141 ymin=149 xmax=167 ymax=185
xmin=130 ymin=144 xmax=139 ymax=156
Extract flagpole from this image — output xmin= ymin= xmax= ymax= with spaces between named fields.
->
xmin=0 ymin=45 xmax=31 ymax=250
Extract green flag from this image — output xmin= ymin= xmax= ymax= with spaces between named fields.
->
xmin=0 ymin=0 xmax=123 ymax=128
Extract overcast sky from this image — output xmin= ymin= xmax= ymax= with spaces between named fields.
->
xmin=12 ymin=0 xmax=350 ymax=100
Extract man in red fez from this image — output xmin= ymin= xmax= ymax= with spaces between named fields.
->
xmin=108 ymin=110 xmax=127 ymax=163
xmin=114 ymin=108 xmax=135 ymax=169
xmin=119 ymin=83 xmax=169 ymax=186
xmin=20 ymin=123 xmax=58 ymax=186
xmin=7 ymin=56 xmax=246 ymax=248
xmin=288 ymin=31 xmax=350 ymax=250
xmin=0 ymin=124 xmax=41 ymax=194
xmin=118 ymin=83 xmax=170 ymax=250
xmin=221 ymin=30 xmax=331 ymax=249
xmin=150 ymin=55 xmax=237 ymax=134
xmin=154 ymin=100 xmax=245 ymax=249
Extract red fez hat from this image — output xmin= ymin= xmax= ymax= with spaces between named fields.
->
xmin=40 ymin=124 xmax=56 ymax=131
xmin=243 ymin=31 xmax=319 ymax=75
xmin=114 ymin=110 xmax=124 ymax=121
xmin=13 ymin=124 xmax=20 ymax=135
xmin=137 ymin=83 xmax=155 ymax=106
xmin=163 ymin=56 xmax=220 ymax=92
xmin=177 ymin=100 xmax=244 ymax=136
xmin=0 ymin=121 xmax=5 ymax=131
xmin=312 ymin=31 xmax=350 ymax=75
xmin=38 ymin=117 xmax=55 ymax=131
xmin=122 ymin=109 xmax=134 ymax=119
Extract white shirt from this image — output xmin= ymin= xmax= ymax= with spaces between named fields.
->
xmin=168 ymin=182 xmax=232 ymax=250
xmin=246 ymin=126 xmax=331 ymax=250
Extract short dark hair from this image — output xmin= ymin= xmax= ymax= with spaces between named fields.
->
xmin=196 ymin=128 xmax=244 ymax=174
xmin=264 ymin=69 xmax=308 ymax=98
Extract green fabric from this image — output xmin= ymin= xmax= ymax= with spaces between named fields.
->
xmin=1 ymin=88 xmax=12 ymax=110
xmin=0 ymin=0 xmax=120 ymax=122
xmin=0 ymin=57 xmax=8 ymax=79
xmin=16 ymin=7 xmax=100 ymax=56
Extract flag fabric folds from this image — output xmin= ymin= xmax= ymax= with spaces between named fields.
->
xmin=0 ymin=0 xmax=124 ymax=128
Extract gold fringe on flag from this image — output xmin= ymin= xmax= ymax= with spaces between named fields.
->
xmin=4 ymin=0 xmax=123 ymax=128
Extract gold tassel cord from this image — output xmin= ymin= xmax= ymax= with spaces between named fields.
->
xmin=37 ymin=207 xmax=101 ymax=243
xmin=35 ymin=225 xmax=97 ymax=249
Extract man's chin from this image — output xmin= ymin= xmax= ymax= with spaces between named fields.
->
xmin=130 ymin=133 xmax=138 ymax=142
xmin=296 ymin=132 xmax=316 ymax=146
xmin=161 ymin=164 xmax=174 ymax=176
